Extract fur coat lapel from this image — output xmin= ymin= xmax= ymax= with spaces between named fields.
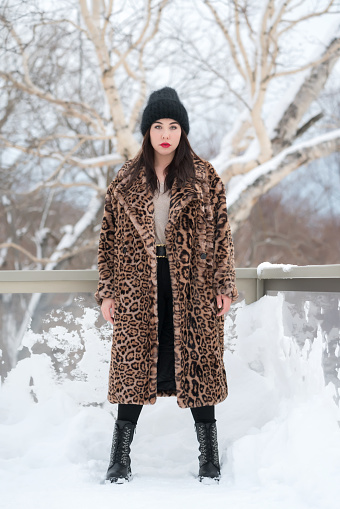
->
xmin=113 ymin=158 xmax=207 ymax=258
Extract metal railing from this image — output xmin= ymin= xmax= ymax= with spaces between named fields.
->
xmin=0 ymin=264 xmax=339 ymax=304
xmin=237 ymin=264 xmax=340 ymax=303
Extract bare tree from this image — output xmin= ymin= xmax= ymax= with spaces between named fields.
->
xmin=0 ymin=0 xmax=169 ymax=372
xmin=197 ymin=0 xmax=340 ymax=231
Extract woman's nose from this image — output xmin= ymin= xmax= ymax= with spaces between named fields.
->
xmin=162 ymin=130 xmax=170 ymax=138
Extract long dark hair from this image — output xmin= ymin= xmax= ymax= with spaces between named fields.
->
xmin=125 ymin=128 xmax=203 ymax=194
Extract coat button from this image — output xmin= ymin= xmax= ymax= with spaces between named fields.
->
xmin=123 ymin=246 xmax=127 ymax=254
xmin=200 ymin=253 xmax=206 ymax=259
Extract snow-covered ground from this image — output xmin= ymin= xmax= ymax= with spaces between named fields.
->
xmin=1 ymin=294 xmax=339 ymax=509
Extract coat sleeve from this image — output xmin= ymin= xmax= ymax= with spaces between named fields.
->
xmin=94 ymin=185 xmax=116 ymax=306
xmin=208 ymin=164 xmax=239 ymax=302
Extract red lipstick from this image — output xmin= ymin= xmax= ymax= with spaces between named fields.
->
xmin=160 ymin=143 xmax=171 ymax=148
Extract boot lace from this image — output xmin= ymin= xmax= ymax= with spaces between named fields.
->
xmin=109 ymin=424 xmax=134 ymax=467
xmin=196 ymin=422 xmax=219 ymax=468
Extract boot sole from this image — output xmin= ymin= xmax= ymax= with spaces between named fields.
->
xmin=105 ymin=472 xmax=132 ymax=484
xmin=199 ymin=475 xmax=220 ymax=485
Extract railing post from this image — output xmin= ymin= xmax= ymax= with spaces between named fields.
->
xmin=256 ymin=278 xmax=264 ymax=301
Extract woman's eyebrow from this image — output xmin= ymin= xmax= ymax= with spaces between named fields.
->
xmin=154 ymin=121 xmax=179 ymax=125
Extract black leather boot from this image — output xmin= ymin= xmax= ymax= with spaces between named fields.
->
xmin=106 ymin=419 xmax=136 ymax=483
xmin=195 ymin=421 xmax=221 ymax=483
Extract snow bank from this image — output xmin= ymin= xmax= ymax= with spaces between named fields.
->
xmin=0 ymin=295 xmax=339 ymax=509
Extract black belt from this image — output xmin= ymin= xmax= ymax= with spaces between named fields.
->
xmin=156 ymin=244 xmax=167 ymax=258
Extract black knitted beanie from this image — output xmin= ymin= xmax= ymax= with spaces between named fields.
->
xmin=141 ymin=87 xmax=189 ymax=136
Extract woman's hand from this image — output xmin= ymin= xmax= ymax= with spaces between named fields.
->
xmin=101 ymin=298 xmax=115 ymax=325
xmin=216 ymin=294 xmax=231 ymax=316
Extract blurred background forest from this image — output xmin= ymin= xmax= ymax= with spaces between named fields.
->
xmin=1 ymin=0 xmax=340 ymax=376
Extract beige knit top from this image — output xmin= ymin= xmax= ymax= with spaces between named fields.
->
xmin=153 ymin=181 xmax=171 ymax=245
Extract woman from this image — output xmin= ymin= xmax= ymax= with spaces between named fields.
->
xmin=95 ymin=87 xmax=238 ymax=484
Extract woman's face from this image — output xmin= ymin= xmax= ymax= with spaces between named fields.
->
xmin=149 ymin=118 xmax=182 ymax=159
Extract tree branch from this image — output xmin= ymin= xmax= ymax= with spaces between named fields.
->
xmin=0 ymin=136 xmax=125 ymax=170
xmin=228 ymin=129 xmax=340 ymax=232
xmin=204 ymin=0 xmax=247 ymax=81
xmin=18 ymin=181 xmax=105 ymax=197
xmin=295 ymin=113 xmax=324 ymax=139
xmin=0 ymin=240 xmax=98 ymax=266
xmin=234 ymin=0 xmax=253 ymax=84
xmin=32 ymin=18 xmax=90 ymax=38
xmin=272 ymin=37 xmax=340 ymax=153
xmin=0 ymin=71 xmax=106 ymax=132
xmin=270 ymin=41 xmax=340 ymax=79
xmin=279 ymin=0 xmax=336 ymax=36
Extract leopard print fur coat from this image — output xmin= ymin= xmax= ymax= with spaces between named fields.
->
xmin=95 ymin=156 xmax=238 ymax=408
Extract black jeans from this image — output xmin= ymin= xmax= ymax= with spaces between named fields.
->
xmin=117 ymin=257 xmax=215 ymax=425
xmin=157 ymin=257 xmax=176 ymax=391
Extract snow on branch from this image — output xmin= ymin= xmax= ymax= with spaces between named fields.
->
xmin=209 ymin=0 xmax=340 ymax=179
xmin=0 ymin=136 xmax=125 ymax=169
xmin=227 ymin=128 xmax=340 ymax=232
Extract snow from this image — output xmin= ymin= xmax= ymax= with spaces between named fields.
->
xmin=69 ymin=153 xmax=125 ymax=168
xmin=257 ymin=262 xmax=298 ymax=278
xmin=227 ymin=128 xmax=340 ymax=207
xmin=1 ymin=295 xmax=340 ymax=509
